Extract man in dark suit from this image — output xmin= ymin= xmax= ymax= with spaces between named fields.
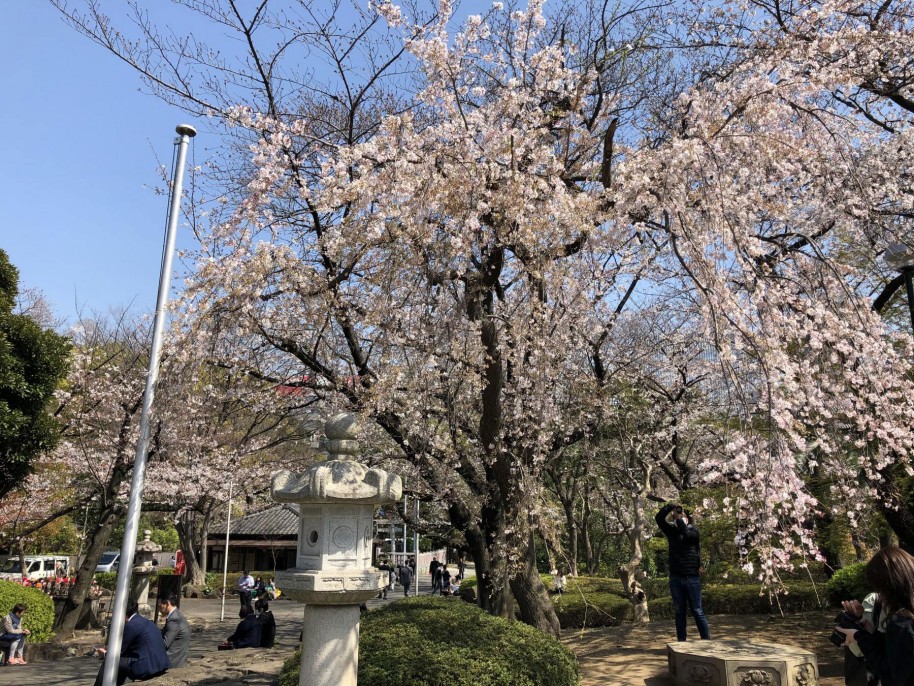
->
xmin=221 ymin=606 xmax=261 ymax=649
xmin=94 ymin=599 xmax=170 ymax=686
xmin=158 ymin=593 xmax=190 ymax=668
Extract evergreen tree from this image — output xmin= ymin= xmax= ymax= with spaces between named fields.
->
xmin=0 ymin=249 xmax=70 ymax=499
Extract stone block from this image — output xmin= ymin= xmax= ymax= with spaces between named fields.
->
xmin=667 ymin=640 xmax=818 ymax=686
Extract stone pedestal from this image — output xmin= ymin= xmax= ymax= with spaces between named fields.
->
xmin=132 ymin=530 xmax=161 ymax=618
xmin=300 ymin=605 xmax=361 ymax=686
xmin=668 ymin=640 xmax=818 ymax=686
xmin=272 ymin=413 xmax=402 ymax=686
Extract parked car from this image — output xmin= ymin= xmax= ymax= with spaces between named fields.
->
xmin=95 ymin=551 xmax=120 ymax=573
xmin=0 ymin=555 xmax=71 ymax=581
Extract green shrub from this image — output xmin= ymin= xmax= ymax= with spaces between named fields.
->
xmin=826 ymin=563 xmax=869 ymax=605
xmin=279 ymin=597 xmax=579 ymax=686
xmin=552 ymin=590 xmax=633 ymax=628
xmin=0 ymin=580 xmax=55 ymax=643
xmin=647 ymin=582 xmax=826 ymax=619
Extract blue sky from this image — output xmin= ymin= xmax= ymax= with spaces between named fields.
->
xmin=1 ymin=1 xmax=200 ymax=322
xmin=2 ymin=1 xmax=494 ymax=324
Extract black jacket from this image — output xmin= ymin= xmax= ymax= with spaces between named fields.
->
xmin=655 ymin=503 xmax=702 ymax=576
xmin=258 ymin=611 xmax=276 ymax=649
xmin=856 ymin=611 xmax=914 ymax=686
xmin=228 ymin=615 xmax=262 ymax=649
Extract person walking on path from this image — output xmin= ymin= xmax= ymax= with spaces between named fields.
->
xmin=1 ymin=603 xmax=31 ymax=665
xmin=237 ymin=570 xmax=255 ymax=611
xmin=399 ymin=562 xmax=414 ymax=597
xmin=429 ymin=556 xmax=442 ymax=594
xmin=656 ymin=502 xmax=710 ymax=642
xmin=158 ymin=594 xmax=190 ymax=669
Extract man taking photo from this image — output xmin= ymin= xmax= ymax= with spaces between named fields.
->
xmin=656 ymin=502 xmax=710 ymax=642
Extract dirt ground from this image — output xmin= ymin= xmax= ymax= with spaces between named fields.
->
xmin=562 ymin=611 xmax=846 ymax=686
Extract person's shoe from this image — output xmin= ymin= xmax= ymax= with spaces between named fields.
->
xmin=8 ymin=658 xmax=23 ymax=665
xmin=17 ymin=659 xmax=27 ymax=665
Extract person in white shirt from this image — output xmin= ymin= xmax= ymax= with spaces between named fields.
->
xmin=237 ymin=570 xmax=255 ymax=610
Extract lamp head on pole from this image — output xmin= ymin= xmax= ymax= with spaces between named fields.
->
xmin=176 ymin=124 xmax=197 ymax=138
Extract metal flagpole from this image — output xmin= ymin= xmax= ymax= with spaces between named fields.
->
xmin=413 ymin=497 xmax=419 ymax=596
xmin=220 ymin=480 xmax=234 ymax=622
xmin=101 ymin=124 xmax=196 ymax=686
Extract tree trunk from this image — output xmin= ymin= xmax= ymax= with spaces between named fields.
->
xmin=562 ymin=498 xmax=578 ymax=577
xmin=618 ymin=465 xmax=651 ymax=623
xmin=176 ymin=512 xmax=206 ymax=586
xmin=581 ymin=486 xmax=596 ymax=574
xmin=55 ymin=504 xmax=124 ymax=637
xmin=200 ymin=507 xmax=214 ymax=578
xmin=875 ymin=467 xmax=914 ymax=554
xmin=511 ymin=528 xmax=561 ymax=636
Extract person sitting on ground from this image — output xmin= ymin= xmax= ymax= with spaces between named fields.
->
xmin=1 ymin=603 xmax=31 ymax=665
xmin=255 ymin=599 xmax=276 ymax=649
xmin=158 ymin=593 xmax=191 ymax=669
xmin=448 ymin=578 xmax=460 ymax=596
xmin=254 ymin=576 xmax=266 ymax=600
xmin=265 ymin=577 xmax=280 ymax=600
xmin=221 ymin=606 xmax=261 ymax=650
xmin=94 ymin=599 xmax=170 ymax=686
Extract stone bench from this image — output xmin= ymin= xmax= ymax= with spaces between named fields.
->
xmin=667 ymin=640 xmax=818 ymax=686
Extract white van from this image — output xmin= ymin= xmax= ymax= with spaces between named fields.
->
xmin=95 ymin=551 xmax=120 ymax=573
xmin=0 ymin=555 xmax=70 ymax=581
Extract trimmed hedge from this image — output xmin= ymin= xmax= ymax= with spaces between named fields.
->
xmin=826 ymin=563 xmax=869 ymax=605
xmin=647 ymin=581 xmax=826 ymax=620
xmin=440 ymin=574 xmax=827 ymax=630
xmin=0 ymin=579 xmax=56 ymax=643
xmin=549 ymin=575 xmax=827 ymax=628
xmin=279 ymin=597 xmax=580 ymax=686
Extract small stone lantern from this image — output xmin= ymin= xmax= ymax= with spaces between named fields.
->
xmin=132 ymin=530 xmax=161 ymax=617
xmin=272 ymin=413 xmax=402 ymax=686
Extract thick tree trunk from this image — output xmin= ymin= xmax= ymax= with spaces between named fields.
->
xmin=55 ymin=504 xmax=124 ymax=637
xmin=176 ymin=512 xmax=206 ymax=586
xmin=511 ymin=529 xmax=561 ymax=636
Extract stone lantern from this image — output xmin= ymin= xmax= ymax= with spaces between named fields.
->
xmin=132 ymin=530 xmax=161 ymax=617
xmin=272 ymin=413 xmax=402 ymax=686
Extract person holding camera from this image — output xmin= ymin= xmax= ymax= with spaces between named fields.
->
xmin=656 ymin=502 xmax=710 ymax=641
xmin=834 ymin=547 xmax=914 ymax=686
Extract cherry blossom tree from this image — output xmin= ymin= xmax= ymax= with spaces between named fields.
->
xmin=55 ymin=0 xmax=914 ymax=634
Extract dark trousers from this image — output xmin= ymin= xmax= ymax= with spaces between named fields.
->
xmin=239 ymin=590 xmax=252 ymax=609
xmin=94 ymin=664 xmax=128 ymax=686
xmin=94 ymin=662 xmax=166 ymax=686
xmin=669 ymin=574 xmax=710 ymax=641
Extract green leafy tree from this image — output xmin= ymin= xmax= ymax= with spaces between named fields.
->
xmin=0 ymin=249 xmax=70 ymax=500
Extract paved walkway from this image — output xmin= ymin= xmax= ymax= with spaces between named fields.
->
xmin=7 ymin=571 xmax=437 ymax=685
